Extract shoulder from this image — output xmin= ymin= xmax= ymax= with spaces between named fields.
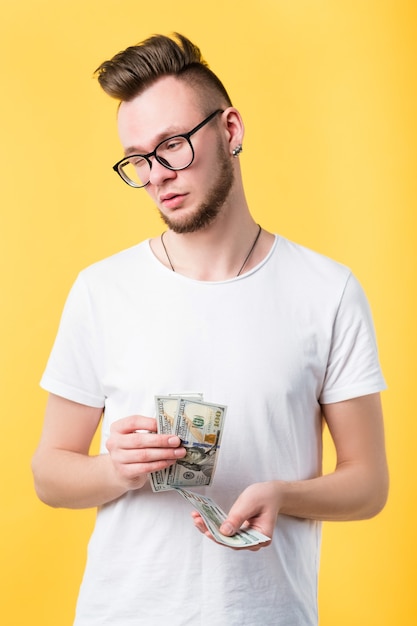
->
xmin=276 ymin=236 xmax=349 ymax=276
xmin=74 ymin=240 xmax=157 ymax=292
xmin=63 ymin=240 xmax=154 ymax=308
xmin=273 ymin=236 xmax=352 ymax=296
xmin=80 ymin=240 xmax=150 ymax=281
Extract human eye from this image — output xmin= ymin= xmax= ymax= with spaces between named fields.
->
xmin=119 ymin=155 xmax=150 ymax=186
xmin=162 ymin=137 xmax=185 ymax=152
xmin=127 ymin=156 xmax=147 ymax=169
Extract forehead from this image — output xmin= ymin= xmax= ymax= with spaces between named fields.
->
xmin=117 ymin=76 xmax=203 ymax=150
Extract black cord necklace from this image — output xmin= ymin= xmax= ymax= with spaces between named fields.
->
xmin=160 ymin=224 xmax=262 ymax=277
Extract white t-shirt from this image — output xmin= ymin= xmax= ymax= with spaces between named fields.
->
xmin=41 ymin=236 xmax=386 ymax=626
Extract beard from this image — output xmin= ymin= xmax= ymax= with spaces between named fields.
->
xmin=157 ymin=142 xmax=234 ymax=234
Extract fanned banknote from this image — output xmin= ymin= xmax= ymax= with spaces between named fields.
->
xmin=175 ymin=488 xmax=271 ymax=548
xmin=150 ymin=394 xmax=207 ymax=492
xmin=165 ymin=398 xmax=226 ymax=488
xmin=148 ymin=395 xmax=269 ymax=550
xmin=148 ymin=396 xmax=177 ymax=491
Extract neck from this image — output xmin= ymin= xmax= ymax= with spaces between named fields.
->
xmin=152 ymin=214 xmax=274 ymax=281
xmin=161 ymin=224 xmax=262 ymax=278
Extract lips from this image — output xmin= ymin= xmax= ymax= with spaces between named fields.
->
xmin=160 ymin=192 xmax=187 ymax=209
xmin=160 ymin=193 xmax=179 ymax=202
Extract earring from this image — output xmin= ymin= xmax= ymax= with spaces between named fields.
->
xmin=232 ymin=144 xmax=243 ymax=157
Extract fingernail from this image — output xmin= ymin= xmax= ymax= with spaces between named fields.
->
xmin=174 ymin=447 xmax=186 ymax=457
xmin=168 ymin=436 xmax=180 ymax=445
xmin=220 ymin=522 xmax=234 ymax=536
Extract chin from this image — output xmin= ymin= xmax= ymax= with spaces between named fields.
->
xmin=159 ymin=205 xmax=221 ymax=234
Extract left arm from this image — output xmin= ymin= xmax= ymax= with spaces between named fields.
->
xmin=192 ymin=392 xmax=389 ymax=548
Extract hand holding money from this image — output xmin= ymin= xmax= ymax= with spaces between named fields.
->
xmin=149 ymin=394 xmax=271 ymax=549
xmin=190 ymin=482 xmax=279 ymax=550
xmin=178 ymin=489 xmax=271 ymax=549
xmin=106 ymin=414 xmax=186 ymax=492
xmin=150 ymin=395 xmax=226 ymax=491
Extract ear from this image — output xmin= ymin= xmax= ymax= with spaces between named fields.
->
xmin=220 ymin=107 xmax=245 ymax=155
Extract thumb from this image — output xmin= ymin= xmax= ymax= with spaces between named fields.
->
xmin=220 ymin=494 xmax=255 ymax=536
xmin=219 ymin=520 xmax=237 ymax=536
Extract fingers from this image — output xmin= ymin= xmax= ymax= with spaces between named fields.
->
xmin=220 ymin=482 xmax=280 ymax=539
xmin=106 ymin=415 xmax=186 ymax=489
xmin=108 ymin=430 xmax=184 ymax=454
xmin=191 ymin=482 xmax=279 ymax=550
xmin=107 ymin=438 xmax=185 ymax=466
xmin=191 ymin=512 xmax=268 ymax=552
xmin=108 ymin=415 xmax=184 ymax=453
xmin=191 ymin=511 xmax=213 ymax=539
xmin=218 ymin=491 xmax=259 ymax=537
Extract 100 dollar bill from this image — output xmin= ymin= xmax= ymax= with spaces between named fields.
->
xmin=150 ymin=394 xmax=212 ymax=492
xmin=150 ymin=395 xmax=183 ymax=492
xmin=175 ymin=488 xmax=271 ymax=548
xmin=165 ymin=398 xmax=226 ymax=488
xmin=148 ymin=396 xmax=269 ymax=549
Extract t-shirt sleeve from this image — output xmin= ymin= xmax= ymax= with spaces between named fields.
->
xmin=319 ymin=272 xmax=386 ymax=404
xmin=40 ymin=273 xmax=105 ymax=408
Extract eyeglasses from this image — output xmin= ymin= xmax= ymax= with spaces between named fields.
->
xmin=113 ymin=109 xmax=224 ymax=188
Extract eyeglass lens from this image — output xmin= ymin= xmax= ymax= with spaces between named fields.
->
xmin=120 ymin=136 xmax=193 ymax=187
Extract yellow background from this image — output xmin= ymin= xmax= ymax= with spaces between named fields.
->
xmin=1 ymin=1 xmax=415 ymax=623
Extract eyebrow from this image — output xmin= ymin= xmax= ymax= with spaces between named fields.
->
xmin=123 ymin=125 xmax=187 ymax=157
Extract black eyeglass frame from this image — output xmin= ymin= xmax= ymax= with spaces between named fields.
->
xmin=113 ymin=109 xmax=224 ymax=188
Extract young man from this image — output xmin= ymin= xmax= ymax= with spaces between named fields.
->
xmin=32 ymin=33 xmax=388 ymax=625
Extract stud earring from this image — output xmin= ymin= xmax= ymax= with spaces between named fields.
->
xmin=232 ymin=144 xmax=243 ymax=157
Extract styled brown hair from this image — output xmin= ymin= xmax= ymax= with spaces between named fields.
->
xmin=95 ymin=33 xmax=233 ymax=110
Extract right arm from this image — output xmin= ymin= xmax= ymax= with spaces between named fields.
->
xmin=32 ymin=393 xmax=186 ymax=509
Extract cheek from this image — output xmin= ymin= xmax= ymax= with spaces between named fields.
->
xmin=144 ymin=186 xmax=159 ymax=205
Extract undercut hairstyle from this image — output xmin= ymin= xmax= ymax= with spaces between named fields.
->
xmin=95 ymin=33 xmax=233 ymax=110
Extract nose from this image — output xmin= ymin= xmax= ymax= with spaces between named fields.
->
xmin=148 ymin=157 xmax=177 ymax=186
